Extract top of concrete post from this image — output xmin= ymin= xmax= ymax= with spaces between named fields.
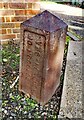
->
xmin=21 ymin=10 xmax=67 ymax=33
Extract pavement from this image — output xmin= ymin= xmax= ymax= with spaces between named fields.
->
xmin=39 ymin=2 xmax=84 ymax=38
xmin=58 ymin=40 xmax=83 ymax=119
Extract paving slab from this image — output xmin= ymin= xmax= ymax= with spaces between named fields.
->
xmin=58 ymin=40 xmax=83 ymax=119
xmin=40 ymin=2 xmax=83 ymax=17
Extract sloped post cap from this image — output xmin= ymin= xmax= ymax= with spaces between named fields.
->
xmin=21 ymin=10 xmax=68 ymax=33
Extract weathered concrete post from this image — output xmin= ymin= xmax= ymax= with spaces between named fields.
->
xmin=19 ymin=10 xmax=68 ymax=105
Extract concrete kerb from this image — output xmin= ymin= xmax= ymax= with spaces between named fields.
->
xmin=58 ymin=40 xmax=83 ymax=119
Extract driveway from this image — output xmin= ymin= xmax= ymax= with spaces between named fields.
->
xmin=39 ymin=2 xmax=84 ymax=38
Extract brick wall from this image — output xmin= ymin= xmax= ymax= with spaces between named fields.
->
xmin=0 ymin=0 xmax=40 ymax=41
